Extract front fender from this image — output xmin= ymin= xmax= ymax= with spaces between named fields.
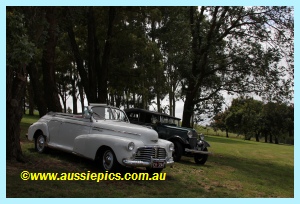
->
xmin=168 ymin=135 xmax=187 ymax=145
xmin=73 ymin=134 xmax=144 ymax=165
xmin=27 ymin=122 xmax=49 ymax=141
xmin=199 ymin=140 xmax=210 ymax=148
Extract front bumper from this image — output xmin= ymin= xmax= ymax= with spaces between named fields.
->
xmin=187 ymin=138 xmax=212 ymax=155
xmin=185 ymin=148 xmax=212 ymax=155
xmin=122 ymin=157 xmax=174 ymax=168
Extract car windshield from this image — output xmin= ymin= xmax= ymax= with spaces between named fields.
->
xmin=111 ymin=108 xmax=128 ymax=122
xmin=160 ymin=116 xmax=180 ymax=126
xmin=91 ymin=106 xmax=128 ymax=122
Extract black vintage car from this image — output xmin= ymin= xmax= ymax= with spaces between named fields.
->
xmin=125 ymin=108 xmax=211 ymax=164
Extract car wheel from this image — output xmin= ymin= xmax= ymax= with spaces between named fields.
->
xmin=194 ymin=147 xmax=208 ymax=165
xmin=35 ymin=134 xmax=47 ymax=153
xmin=172 ymin=141 xmax=183 ymax=162
xmin=99 ymin=148 xmax=120 ymax=172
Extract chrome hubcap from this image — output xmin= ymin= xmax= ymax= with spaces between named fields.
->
xmin=103 ymin=151 xmax=113 ymax=170
xmin=37 ymin=136 xmax=45 ymax=151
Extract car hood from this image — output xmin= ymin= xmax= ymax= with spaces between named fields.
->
xmin=164 ymin=124 xmax=193 ymax=132
xmin=163 ymin=124 xmax=198 ymax=137
xmin=92 ymin=120 xmax=159 ymax=143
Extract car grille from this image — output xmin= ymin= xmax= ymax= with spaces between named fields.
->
xmin=134 ymin=147 xmax=167 ymax=162
xmin=189 ymin=137 xmax=197 ymax=149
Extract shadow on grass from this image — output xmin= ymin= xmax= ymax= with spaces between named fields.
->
xmin=10 ymin=134 xmax=294 ymax=198
xmin=206 ymin=135 xmax=256 ymax=145
xmin=176 ymin=156 xmax=214 ymax=168
xmin=26 ymin=147 xmax=175 ymax=175
xmin=211 ymin=153 xmax=293 ymax=192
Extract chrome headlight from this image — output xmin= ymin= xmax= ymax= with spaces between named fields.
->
xmin=187 ymin=130 xmax=193 ymax=138
xmin=199 ymin=133 xmax=205 ymax=140
xmin=128 ymin=142 xmax=135 ymax=151
xmin=169 ymin=143 xmax=174 ymax=152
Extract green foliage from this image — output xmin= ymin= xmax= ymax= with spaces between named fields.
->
xmin=211 ymin=97 xmax=294 ymax=144
xmin=6 ymin=10 xmax=36 ymax=68
xmin=261 ymin=102 xmax=294 ymax=143
xmin=180 ymin=6 xmax=293 ymax=127
xmin=10 ymin=6 xmax=293 ymax=120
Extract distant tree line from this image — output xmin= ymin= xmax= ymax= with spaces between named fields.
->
xmin=211 ymin=97 xmax=294 ymax=144
xmin=7 ymin=6 xmax=293 ymax=161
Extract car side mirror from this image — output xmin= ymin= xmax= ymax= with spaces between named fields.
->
xmin=83 ymin=112 xmax=92 ymax=120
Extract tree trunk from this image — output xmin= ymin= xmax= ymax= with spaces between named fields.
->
xmin=110 ymin=94 xmax=115 ymax=106
xmin=66 ymin=8 xmax=90 ymax=103
xmin=182 ymin=94 xmax=194 ymax=128
xmin=125 ymin=89 xmax=130 ymax=109
xmin=6 ymin=64 xmax=26 ymax=161
xmin=157 ymin=94 xmax=161 ymax=113
xmin=275 ymin=136 xmax=279 ymax=144
xmin=87 ymin=7 xmax=99 ymax=103
xmin=182 ymin=7 xmax=199 ymax=128
xmin=116 ymin=95 xmax=121 ymax=108
xmin=27 ymin=62 xmax=48 ymax=117
xmin=62 ymin=94 xmax=67 ymax=113
xmin=71 ymin=79 xmax=77 ymax=114
xmin=42 ymin=7 xmax=62 ymax=112
xmin=169 ymin=90 xmax=173 ymax=116
xmin=172 ymin=92 xmax=176 ymax=117
xmin=133 ymin=93 xmax=136 ymax=107
xmin=78 ymin=80 xmax=85 ymax=113
xmin=255 ymin=132 xmax=259 ymax=142
xmin=99 ymin=7 xmax=116 ymax=103
xmin=26 ymin=79 xmax=35 ymax=115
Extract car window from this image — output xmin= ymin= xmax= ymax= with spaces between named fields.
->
xmin=92 ymin=107 xmax=113 ymax=120
xmin=151 ymin=115 xmax=159 ymax=124
xmin=112 ymin=108 xmax=128 ymax=122
xmin=128 ymin=112 xmax=139 ymax=121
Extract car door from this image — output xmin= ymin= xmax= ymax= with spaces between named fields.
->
xmin=48 ymin=117 xmax=62 ymax=145
xmin=57 ymin=117 xmax=92 ymax=152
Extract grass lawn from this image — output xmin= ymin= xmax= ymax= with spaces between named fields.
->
xmin=6 ymin=114 xmax=294 ymax=198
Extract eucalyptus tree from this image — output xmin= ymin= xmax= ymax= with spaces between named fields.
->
xmin=261 ymin=102 xmax=294 ymax=144
xmin=181 ymin=6 xmax=294 ymax=127
xmin=108 ymin=7 xmax=152 ymax=108
xmin=158 ymin=7 xmax=191 ymax=116
xmin=65 ymin=6 xmax=116 ymax=104
xmin=235 ymin=98 xmax=263 ymax=140
xmin=41 ymin=7 xmax=62 ymax=112
xmin=145 ymin=7 xmax=168 ymax=112
xmin=212 ymin=97 xmax=294 ymax=143
xmin=107 ymin=7 xmax=168 ymax=110
xmin=211 ymin=109 xmax=230 ymax=137
xmin=22 ymin=7 xmax=48 ymax=117
xmin=215 ymin=97 xmax=263 ymax=140
xmin=7 ymin=8 xmax=36 ymax=161
xmin=18 ymin=7 xmax=65 ymax=116
xmin=55 ymin=30 xmax=78 ymax=113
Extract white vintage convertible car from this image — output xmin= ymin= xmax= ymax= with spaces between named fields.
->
xmin=27 ymin=104 xmax=174 ymax=172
